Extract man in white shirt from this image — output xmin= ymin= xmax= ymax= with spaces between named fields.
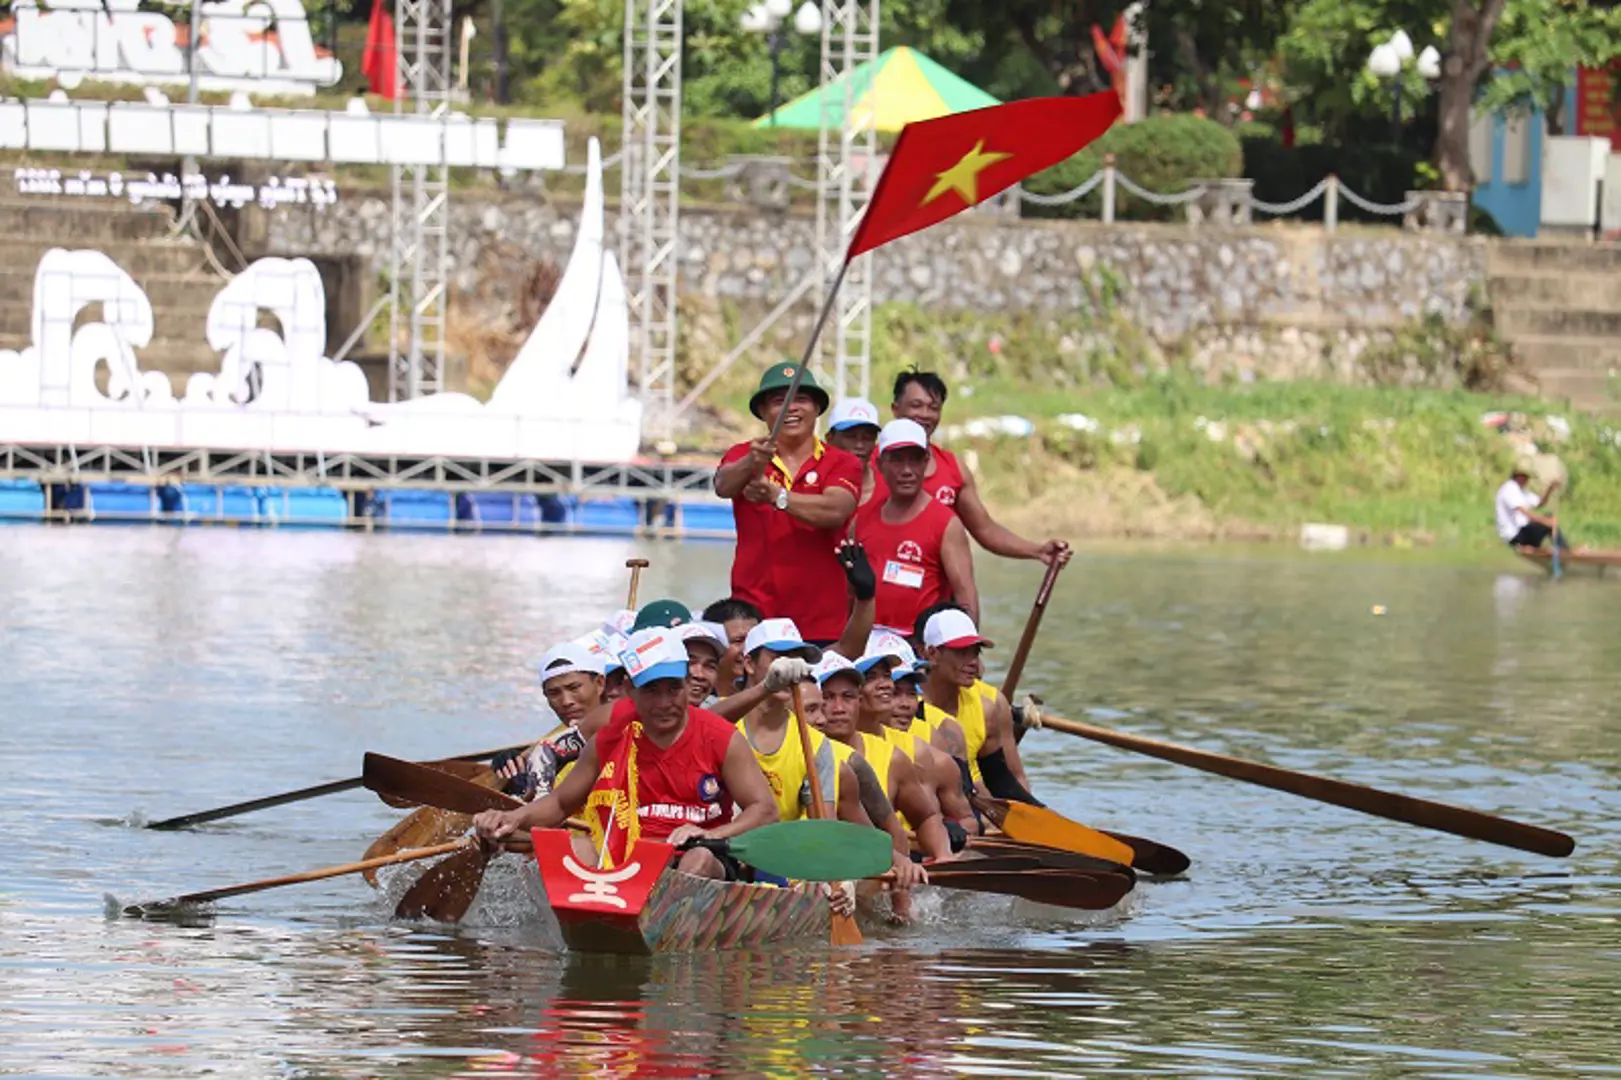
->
xmin=1495 ymin=463 xmax=1566 ymax=550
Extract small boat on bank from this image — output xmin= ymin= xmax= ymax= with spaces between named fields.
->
xmin=1515 ymin=548 xmax=1621 ymax=578
xmin=529 ymin=829 xmax=829 ymax=954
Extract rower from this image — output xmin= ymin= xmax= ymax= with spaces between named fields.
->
xmin=472 ymin=629 xmax=779 ymax=879
xmin=824 ymin=397 xmax=883 ymax=508
xmin=859 ymin=653 xmax=977 ymax=841
xmin=632 ymin=598 xmax=692 ymax=632
xmin=918 ymin=606 xmax=1041 ymax=805
xmin=814 ymin=654 xmax=956 ymax=864
xmin=1496 ymin=459 xmax=1570 ymax=553
xmin=888 ymin=369 xmax=1071 ymax=568
xmin=700 ymin=597 xmax=763 ymax=699
xmin=855 ymin=418 xmax=979 ymax=631
xmin=713 ymin=362 xmax=863 ymax=645
xmin=491 ymin=640 xmax=606 ymax=799
xmin=675 ymin=621 xmax=730 ymax=706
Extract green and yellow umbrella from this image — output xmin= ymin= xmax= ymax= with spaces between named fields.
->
xmin=754 ymin=46 xmax=1000 ymax=132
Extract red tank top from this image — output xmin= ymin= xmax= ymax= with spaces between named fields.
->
xmin=591 ymin=704 xmax=737 ymax=846
xmin=854 ymin=496 xmax=955 ymax=634
xmin=872 ymin=445 xmax=966 ymax=509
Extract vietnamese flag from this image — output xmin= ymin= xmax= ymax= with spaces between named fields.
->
xmin=845 ymin=92 xmax=1122 ymax=261
xmin=362 ymin=0 xmax=398 ymax=100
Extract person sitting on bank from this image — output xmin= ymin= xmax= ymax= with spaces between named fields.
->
xmin=714 ymin=363 xmax=862 ymax=645
xmin=1496 ymin=460 xmax=1569 ymax=552
xmin=889 ymin=370 xmax=1071 ymax=568
xmin=824 ymin=397 xmax=883 ymax=508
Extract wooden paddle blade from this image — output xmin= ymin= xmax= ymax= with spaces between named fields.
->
xmin=1101 ymin=831 xmax=1191 ymax=877
xmin=962 ymin=838 xmax=1132 ymax=877
xmin=927 ymin=868 xmax=1134 ymax=911
xmin=1035 ymin=712 xmax=1577 ymax=859
xmin=395 ymin=845 xmax=492 ymax=923
xmin=722 ymin=820 xmax=895 ymax=882
xmin=931 ymin=854 xmax=1047 ymax=874
xmin=362 ymin=753 xmax=522 ymax=816
xmin=376 ymin=760 xmax=499 ymax=809
xmin=362 ymin=808 xmax=473 ymax=887
xmin=831 ymin=911 xmax=864 ymax=946
xmin=975 ymin=797 xmax=1137 ymax=867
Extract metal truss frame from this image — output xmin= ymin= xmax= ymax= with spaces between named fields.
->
xmin=388 ymin=0 xmax=454 ymax=401
xmin=620 ymin=0 xmax=684 ymax=436
xmin=813 ymin=0 xmax=879 ymax=402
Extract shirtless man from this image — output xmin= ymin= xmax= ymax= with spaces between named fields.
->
xmin=473 ymin=630 xmax=778 ymax=879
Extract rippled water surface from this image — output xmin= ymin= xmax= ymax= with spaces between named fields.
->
xmin=1 ymin=526 xmax=1617 ymax=1078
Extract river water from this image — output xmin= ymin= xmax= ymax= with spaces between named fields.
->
xmin=0 ymin=525 xmax=1616 ymax=1078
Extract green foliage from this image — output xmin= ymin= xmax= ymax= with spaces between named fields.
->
xmin=1024 ymin=114 xmax=1244 ymax=221
xmin=1477 ymin=0 xmax=1621 ymax=121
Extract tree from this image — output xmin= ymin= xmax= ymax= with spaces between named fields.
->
xmin=1476 ymin=0 xmax=1621 ymax=135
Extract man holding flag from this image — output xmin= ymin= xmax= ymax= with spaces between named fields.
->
xmin=473 ymin=629 xmax=779 ymax=879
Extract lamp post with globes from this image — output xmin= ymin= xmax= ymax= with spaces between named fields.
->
xmin=1367 ymin=31 xmax=1442 ymax=143
xmin=741 ymin=0 xmax=822 ymax=125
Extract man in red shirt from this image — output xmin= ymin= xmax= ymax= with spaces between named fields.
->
xmin=889 ymin=370 xmax=1071 ymax=568
xmin=714 ymin=362 xmax=862 ymax=643
xmin=855 ymin=418 xmax=977 ymax=634
xmin=473 ymin=629 xmax=779 ymax=879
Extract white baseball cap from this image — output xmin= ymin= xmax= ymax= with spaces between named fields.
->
xmin=876 ymin=418 xmax=929 ymax=456
xmin=676 ymin=620 xmax=728 ymax=656
xmin=602 ymin=609 xmax=637 ymax=635
xmin=574 ymin=628 xmax=628 ymax=673
xmin=922 ymin=608 xmax=995 ymax=650
xmin=539 ymin=641 xmax=607 ymax=683
xmin=617 ymin=628 xmax=693 ymax=688
xmin=743 ymin=617 xmax=823 ymax=662
xmin=828 ymin=397 xmax=882 ymax=432
xmin=864 ymin=629 xmax=917 ymax=668
xmin=814 ymin=653 xmax=862 ymax=686
xmin=890 ymin=660 xmax=925 ymax=683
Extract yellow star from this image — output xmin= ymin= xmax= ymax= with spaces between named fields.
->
xmin=921 ymin=140 xmax=1013 ymax=207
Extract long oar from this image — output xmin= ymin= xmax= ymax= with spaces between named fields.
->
xmin=686 ymin=819 xmax=894 ymax=883
xmin=1030 ymin=710 xmax=1576 ymax=858
xmin=363 ymin=752 xmax=525 ymax=816
xmin=959 ymin=836 xmax=1143 ymax=876
xmin=145 ymin=742 xmax=533 ymax=830
xmin=791 ymin=683 xmax=864 ymax=944
xmin=972 ymin=796 xmax=1138 ymax=867
xmin=1001 ymin=558 xmax=1064 ymax=703
xmin=122 ymin=839 xmax=474 ymax=917
xmin=914 ymin=867 xmax=1134 ymax=911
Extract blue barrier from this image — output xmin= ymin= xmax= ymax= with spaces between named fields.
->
xmin=376 ymin=489 xmax=455 ymax=530
xmin=262 ymin=487 xmax=348 ymax=528
xmin=56 ymin=482 xmax=158 ymax=523
xmin=0 ymin=479 xmax=45 ymax=522
xmin=157 ymin=484 xmax=263 ymax=524
xmin=666 ymin=501 xmax=736 ymax=537
xmin=574 ymin=498 xmax=640 ymax=533
xmin=456 ymin=492 xmax=542 ymax=530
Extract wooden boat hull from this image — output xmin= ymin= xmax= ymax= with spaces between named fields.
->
xmin=1516 ymin=548 xmax=1621 ymax=577
xmin=530 ymin=829 xmax=829 ymax=955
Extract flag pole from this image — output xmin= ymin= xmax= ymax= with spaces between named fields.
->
xmin=766 ymin=260 xmax=851 ymax=445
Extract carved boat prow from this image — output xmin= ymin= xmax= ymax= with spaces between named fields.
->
xmin=529 ymin=829 xmax=830 ymax=954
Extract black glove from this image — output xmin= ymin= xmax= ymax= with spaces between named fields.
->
xmin=943 ymin=818 xmax=969 ymax=853
xmin=490 ymin=749 xmax=523 ymax=774
xmin=836 ymin=540 xmax=876 ymax=601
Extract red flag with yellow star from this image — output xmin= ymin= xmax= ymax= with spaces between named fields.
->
xmin=845 ymin=92 xmax=1122 ymax=262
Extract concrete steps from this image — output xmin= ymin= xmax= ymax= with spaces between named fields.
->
xmin=1485 ymin=239 xmax=1621 ymax=411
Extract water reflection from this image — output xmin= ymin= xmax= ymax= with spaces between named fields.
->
xmin=0 ymin=527 xmax=1618 ymax=1077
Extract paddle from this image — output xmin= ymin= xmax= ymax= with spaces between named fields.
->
xmin=1552 ymin=515 xmax=1563 ymax=580
xmin=363 ymin=752 xmax=525 ymax=816
xmin=625 ymin=557 xmax=649 ymax=608
xmin=972 ymin=796 xmax=1138 ymax=867
xmin=686 ymin=819 xmax=894 ymax=883
xmin=959 ymin=836 xmax=1143 ymax=877
xmin=791 ymin=683 xmax=864 ymax=944
xmin=1028 ymin=708 xmax=1576 ymax=858
xmin=912 ymin=867 xmax=1135 ymax=911
xmin=1001 ymin=558 xmax=1064 ymax=703
xmin=362 ymin=805 xmax=477 ymax=887
xmin=395 ymin=843 xmax=492 ymax=922
xmin=145 ymin=742 xmax=532 ymax=830
xmin=375 ymin=760 xmax=497 ymax=809
xmin=122 ymin=838 xmax=473 ymax=917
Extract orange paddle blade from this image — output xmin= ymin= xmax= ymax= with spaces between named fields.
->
xmin=996 ymin=800 xmax=1136 ymax=867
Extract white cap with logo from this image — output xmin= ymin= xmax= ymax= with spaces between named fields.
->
xmin=922 ymin=608 xmax=995 ymax=650
xmin=828 ymin=397 xmax=882 ymax=432
xmin=539 ymin=640 xmax=608 ymax=683
xmin=877 ymin=418 xmax=929 ymax=455
xmin=617 ymin=628 xmax=693 ymax=687
xmin=743 ymin=617 xmax=823 ymax=661
xmin=675 ymin=620 xmax=729 ymax=655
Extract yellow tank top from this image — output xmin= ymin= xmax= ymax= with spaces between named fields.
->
xmin=922 ymin=692 xmax=987 ymax=784
xmin=736 ymin=715 xmax=837 ymax=822
xmin=882 ymin=724 xmax=929 ymax=763
xmin=856 ymin=730 xmax=907 ymax=829
xmin=825 ymin=736 xmax=856 ymax=805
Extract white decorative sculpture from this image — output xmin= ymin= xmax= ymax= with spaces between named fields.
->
xmin=0 ymin=137 xmax=642 ymax=461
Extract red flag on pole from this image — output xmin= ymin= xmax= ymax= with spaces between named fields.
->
xmin=362 ymin=0 xmax=398 ymax=100
xmin=845 ymin=93 xmax=1122 ymax=262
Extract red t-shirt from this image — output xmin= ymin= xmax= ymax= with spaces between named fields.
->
xmin=854 ymin=496 xmax=956 ymax=634
xmin=872 ymin=445 xmax=966 ymax=509
xmin=592 ymin=703 xmax=738 ymax=843
xmin=719 ymin=438 xmax=862 ymax=641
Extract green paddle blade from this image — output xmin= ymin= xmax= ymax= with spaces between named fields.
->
xmin=721 ymin=820 xmax=894 ymax=882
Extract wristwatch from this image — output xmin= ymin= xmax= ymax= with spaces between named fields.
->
xmin=775 ymin=486 xmax=790 ymax=511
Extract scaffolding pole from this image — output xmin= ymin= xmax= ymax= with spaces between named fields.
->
xmin=621 ymin=0 xmax=684 ymax=438
xmin=813 ymin=0 xmax=878 ymax=403
xmin=388 ymin=0 xmax=453 ymax=401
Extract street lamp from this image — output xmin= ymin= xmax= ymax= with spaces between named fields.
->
xmin=1367 ymin=32 xmax=1441 ymax=142
xmin=741 ymin=0 xmax=822 ymax=125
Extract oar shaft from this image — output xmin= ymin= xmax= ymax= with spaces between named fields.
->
xmin=146 ymin=741 xmax=536 ymax=830
xmin=141 ymin=839 xmax=473 ymax=909
xmin=1037 ymin=712 xmax=1575 ymax=858
xmin=1001 ymin=558 xmax=1064 ymax=702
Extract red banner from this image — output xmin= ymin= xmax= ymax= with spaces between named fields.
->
xmin=1575 ymin=65 xmax=1620 ymax=139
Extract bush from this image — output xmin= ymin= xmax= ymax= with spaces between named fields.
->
xmin=1023 ymin=113 xmax=1244 ymax=222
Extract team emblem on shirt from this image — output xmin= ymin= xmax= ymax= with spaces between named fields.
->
xmin=897 ymin=540 xmax=925 ymax=563
xmin=805 ymin=471 xmax=818 ymax=485
xmin=697 ymin=773 xmax=722 ymax=804
xmin=936 ymin=487 xmax=957 ymax=506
